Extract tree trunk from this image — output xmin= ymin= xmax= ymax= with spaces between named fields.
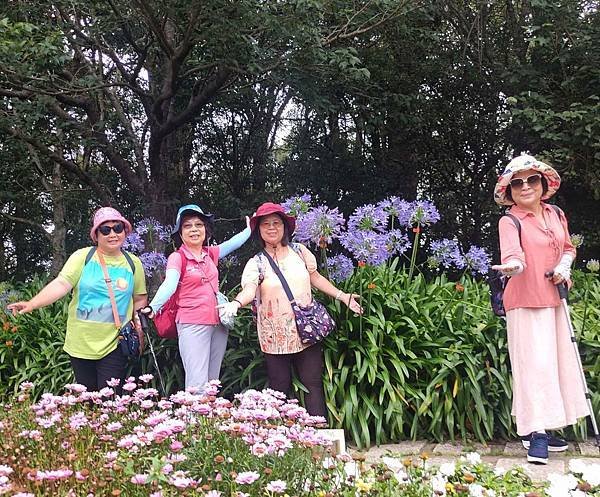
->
xmin=49 ymin=162 xmax=67 ymax=277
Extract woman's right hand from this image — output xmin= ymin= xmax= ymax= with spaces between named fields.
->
xmin=216 ymin=301 xmax=241 ymax=321
xmin=139 ymin=306 xmax=155 ymax=319
xmin=7 ymin=301 xmax=34 ymax=316
xmin=342 ymin=293 xmax=363 ymax=315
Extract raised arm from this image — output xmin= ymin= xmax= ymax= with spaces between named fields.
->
xmin=8 ymin=276 xmax=72 ymax=315
xmin=218 ymin=217 xmax=252 ymax=258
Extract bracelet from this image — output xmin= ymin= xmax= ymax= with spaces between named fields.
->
xmin=335 ymin=290 xmax=343 ymax=301
xmin=233 ymin=298 xmax=243 ymax=307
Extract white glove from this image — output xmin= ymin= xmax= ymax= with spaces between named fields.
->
xmin=552 ymin=254 xmax=574 ymax=282
xmin=216 ymin=301 xmax=241 ymax=321
xmin=491 ymin=260 xmax=524 ymax=277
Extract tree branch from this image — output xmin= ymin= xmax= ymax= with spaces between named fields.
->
xmin=0 ymin=213 xmax=53 ymax=241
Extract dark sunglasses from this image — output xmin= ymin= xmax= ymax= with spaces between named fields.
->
xmin=98 ymin=223 xmax=125 ymax=236
xmin=509 ymin=174 xmax=542 ymax=190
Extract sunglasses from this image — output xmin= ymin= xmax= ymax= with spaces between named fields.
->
xmin=98 ymin=223 xmax=125 ymax=236
xmin=509 ymin=174 xmax=542 ymax=190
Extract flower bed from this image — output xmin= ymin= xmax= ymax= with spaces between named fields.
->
xmin=1 ymin=378 xmax=600 ymax=496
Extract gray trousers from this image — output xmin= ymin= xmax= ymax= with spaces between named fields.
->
xmin=177 ymin=323 xmax=228 ymax=391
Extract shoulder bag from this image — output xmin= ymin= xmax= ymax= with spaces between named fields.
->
xmin=262 ymin=249 xmax=335 ymax=345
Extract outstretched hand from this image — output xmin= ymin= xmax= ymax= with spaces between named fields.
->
xmin=343 ymin=293 xmax=363 ymax=315
xmin=491 ymin=263 xmax=521 ymax=277
xmin=7 ymin=301 xmax=34 ymax=316
xmin=246 ymin=212 xmax=256 ymax=230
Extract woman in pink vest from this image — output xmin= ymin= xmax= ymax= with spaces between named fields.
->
xmin=492 ymin=155 xmax=588 ymax=465
xmin=140 ymin=204 xmax=251 ymax=391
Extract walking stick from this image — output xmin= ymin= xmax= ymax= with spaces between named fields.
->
xmin=546 ymin=272 xmax=600 ymax=449
xmin=137 ymin=310 xmax=167 ymax=397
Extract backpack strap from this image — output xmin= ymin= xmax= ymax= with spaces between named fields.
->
xmin=549 ymin=204 xmax=562 ymax=218
xmin=85 ymin=247 xmax=136 ymax=274
xmin=503 ymin=212 xmax=522 ymax=244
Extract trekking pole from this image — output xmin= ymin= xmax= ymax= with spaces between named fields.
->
xmin=137 ymin=310 xmax=167 ymax=397
xmin=546 ymin=271 xmax=600 ymax=449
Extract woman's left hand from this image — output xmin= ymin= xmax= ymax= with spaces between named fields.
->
xmin=342 ymin=293 xmax=363 ymax=315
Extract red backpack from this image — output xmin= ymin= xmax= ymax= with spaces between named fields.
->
xmin=154 ymin=249 xmax=188 ymax=339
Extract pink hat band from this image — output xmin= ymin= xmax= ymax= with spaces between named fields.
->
xmin=90 ymin=207 xmax=133 ymax=242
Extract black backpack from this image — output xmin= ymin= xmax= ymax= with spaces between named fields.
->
xmin=489 ymin=205 xmax=561 ymax=317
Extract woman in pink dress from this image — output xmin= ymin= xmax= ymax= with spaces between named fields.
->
xmin=219 ymin=202 xmax=362 ymax=418
xmin=492 ymin=155 xmax=588 ymax=464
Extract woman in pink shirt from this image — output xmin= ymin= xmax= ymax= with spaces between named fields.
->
xmin=220 ymin=202 xmax=362 ymax=417
xmin=141 ymin=204 xmax=251 ymax=391
xmin=492 ymin=155 xmax=588 ymax=465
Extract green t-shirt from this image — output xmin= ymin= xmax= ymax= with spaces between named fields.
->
xmin=60 ymin=247 xmax=147 ymax=360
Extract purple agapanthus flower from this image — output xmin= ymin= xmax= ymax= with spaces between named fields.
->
xmin=340 ymin=230 xmax=390 ymax=266
xmin=347 ymin=204 xmax=388 ymax=233
xmin=294 ymin=206 xmax=345 ymax=247
xmin=123 ymin=232 xmax=145 ymax=254
xmin=219 ymin=254 xmax=239 ymax=269
xmin=136 ymin=218 xmax=172 ymax=242
xmin=409 ymin=200 xmax=441 ymax=226
xmin=464 ymin=245 xmax=491 ymax=275
xmin=139 ymin=251 xmax=168 ymax=276
xmin=429 ymin=239 xmax=465 ymax=270
xmin=385 ymin=229 xmax=411 ymax=256
xmin=327 ymin=254 xmax=355 ymax=283
xmin=281 ymin=194 xmax=312 ymax=217
xmin=377 ymin=197 xmax=414 ymax=228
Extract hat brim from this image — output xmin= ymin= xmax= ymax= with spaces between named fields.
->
xmin=249 ymin=212 xmax=295 ymax=234
xmin=172 ymin=209 xmax=215 ymax=237
xmin=494 ymin=160 xmax=561 ymax=206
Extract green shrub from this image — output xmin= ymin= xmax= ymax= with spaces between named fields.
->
xmin=322 ymin=262 xmax=600 ymax=447
xmin=0 ymin=277 xmax=73 ymax=398
xmin=2 ymin=265 xmax=598 ymax=449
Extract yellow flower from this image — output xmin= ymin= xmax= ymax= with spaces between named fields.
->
xmin=356 ymin=479 xmax=372 ymax=493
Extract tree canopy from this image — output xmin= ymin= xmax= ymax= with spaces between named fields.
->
xmin=1 ymin=0 xmax=599 ymax=279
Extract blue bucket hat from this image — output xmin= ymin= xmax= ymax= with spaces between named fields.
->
xmin=172 ymin=204 xmax=215 ymax=238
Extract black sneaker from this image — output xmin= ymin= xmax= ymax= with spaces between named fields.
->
xmin=527 ymin=432 xmax=549 ymax=464
xmin=521 ymin=433 xmax=568 ymax=452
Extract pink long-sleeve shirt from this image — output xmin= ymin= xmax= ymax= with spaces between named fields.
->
xmin=499 ymin=202 xmax=575 ymax=311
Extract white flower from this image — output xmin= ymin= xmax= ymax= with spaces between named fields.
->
xmin=485 ymin=490 xmax=496 ymax=497
xmin=570 ymin=490 xmax=586 ymax=497
xmin=439 ymin=462 xmax=456 ymax=476
xmin=343 ymin=460 xmax=359 ymax=480
xmin=493 ymin=466 xmax=506 ymax=477
xmin=431 ymin=475 xmax=447 ymax=495
xmin=568 ymin=459 xmax=587 ymax=475
xmin=581 ymin=463 xmax=600 ymax=486
xmin=465 ymin=452 xmax=481 ymax=465
xmin=469 ymin=483 xmax=484 ymax=497
xmin=547 ymin=473 xmax=579 ymax=497
xmin=382 ymin=457 xmax=403 ymax=473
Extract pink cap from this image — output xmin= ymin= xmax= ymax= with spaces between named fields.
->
xmin=90 ymin=207 xmax=133 ymax=242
